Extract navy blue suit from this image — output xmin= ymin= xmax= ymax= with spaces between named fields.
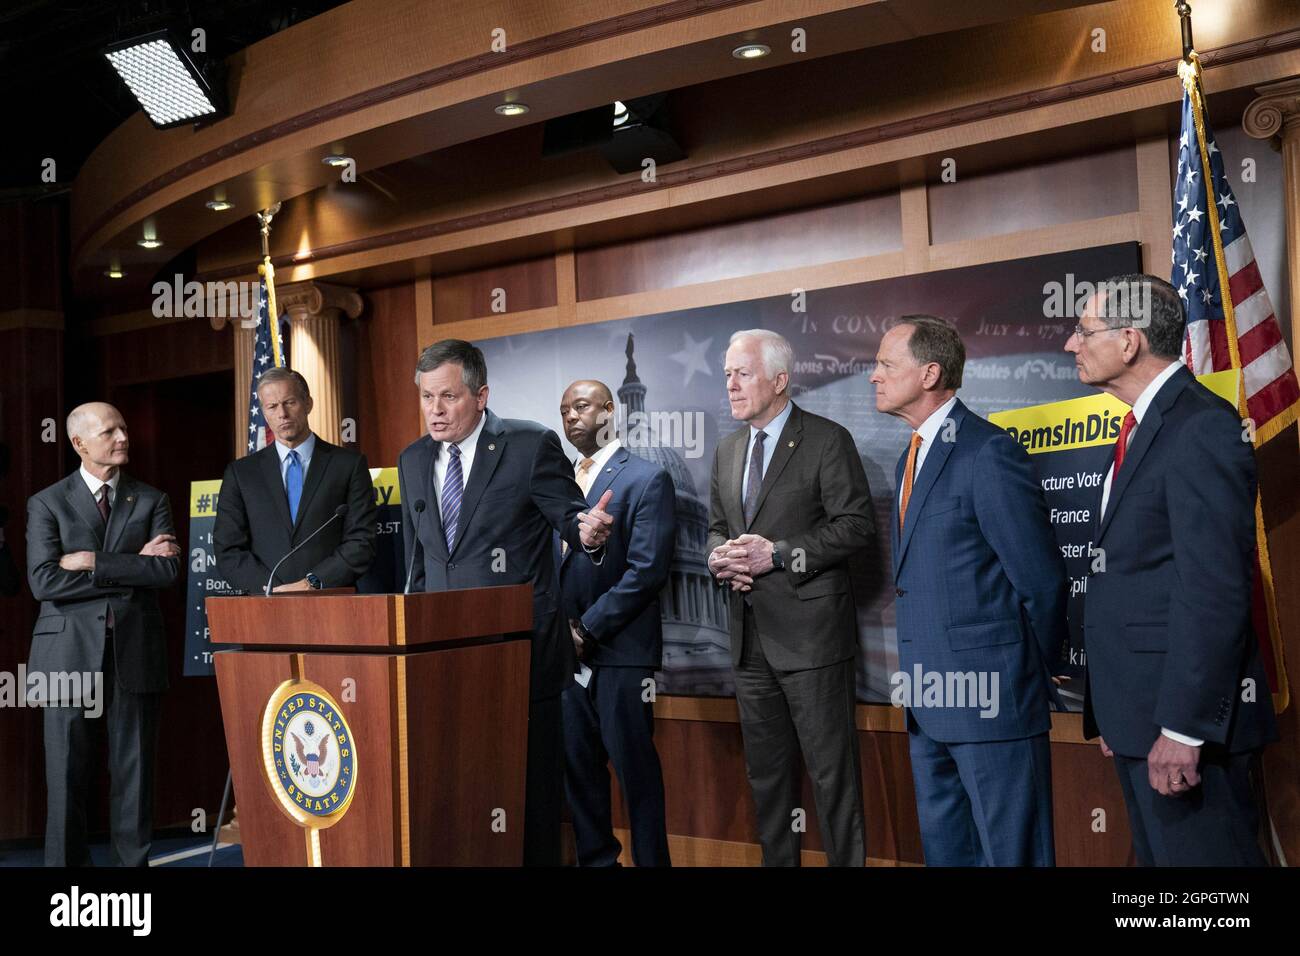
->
xmin=557 ymin=445 xmax=675 ymax=866
xmin=1082 ymin=366 xmax=1277 ymax=866
xmin=398 ymin=409 xmax=591 ymax=865
xmin=892 ymin=399 xmax=1068 ymax=866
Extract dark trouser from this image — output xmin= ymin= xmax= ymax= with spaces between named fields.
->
xmin=906 ymin=712 xmax=1055 ymax=866
xmin=1113 ymin=748 xmax=1267 ymax=866
xmin=562 ymin=665 xmax=670 ymax=867
xmin=733 ymin=605 xmax=865 ymax=867
xmin=43 ymin=635 xmax=160 ymax=867
xmin=523 ymin=693 xmax=565 ymax=866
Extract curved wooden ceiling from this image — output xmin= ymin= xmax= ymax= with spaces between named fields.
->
xmin=70 ymin=0 xmax=1298 ymax=305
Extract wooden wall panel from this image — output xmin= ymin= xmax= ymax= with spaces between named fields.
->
xmin=576 ymin=193 xmax=902 ymax=300
xmin=0 ymin=326 xmax=65 ymax=842
xmin=432 ymin=257 xmax=557 ymax=326
xmin=91 ymin=319 xmax=233 ymax=391
xmin=356 ymin=284 xmax=421 ymax=468
xmin=606 ymin=717 xmax=1133 ymax=865
xmin=928 ymin=144 xmax=1139 ymax=245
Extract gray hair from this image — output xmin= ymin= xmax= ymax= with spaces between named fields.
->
xmin=728 ymin=329 xmax=794 ymax=380
xmin=414 ymin=339 xmax=488 ymax=392
xmin=894 ymin=315 xmax=966 ymax=390
xmin=1092 ymin=273 xmax=1186 ymax=360
xmin=255 ymin=367 xmax=311 ymax=401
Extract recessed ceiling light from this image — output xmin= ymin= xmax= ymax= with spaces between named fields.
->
xmin=732 ymin=43 xmax=771 ymax=60
xmin=613 ymin=101 xmax=629 ymax=128
xmin=322 ymin=154 xmax=352 ymax=167
xmin=494 ymin=102 xmax=530 ymax=116
xmin=136 ymin=237 xmax=163 ymax=249
xmin=206 ymin=198 xmax=234 ymax=211
xmin=104 ymin=267 xmax=126 ymax=279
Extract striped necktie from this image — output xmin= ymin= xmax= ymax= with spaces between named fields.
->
xmin=442 ymin=443 xmax=463 ymax=551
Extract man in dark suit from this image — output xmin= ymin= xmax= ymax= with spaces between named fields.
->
xmin=26 ymin=402 xmax=180 ymax=866
xmin=706 ymin=329 xmax=872 ymax=867
xmin=872 ymin=316 xmax=1067 ymax=866
xmin=556 ymin=378 xmax=675 ymax=867
xmin=1067 ymin=274 xmax=1277 ymax=865
xmin=214 ymin=368 xmax=377 ymax=595
xmin=398 ymin=340 xmax=614 ymax=866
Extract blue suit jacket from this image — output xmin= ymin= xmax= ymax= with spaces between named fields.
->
xmin=892 ymin=399 xmax=1068 ymax=743
xmin=1081 ymin=366 xmax=1278 ymax=758
xmin=556 ymin=446 xmax=676 ymax=669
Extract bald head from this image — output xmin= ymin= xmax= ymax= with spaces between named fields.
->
xmin=560 ymin=380 xmax=616 ymax=456
xmin=67 ymin=402 xmax=129 ymax=478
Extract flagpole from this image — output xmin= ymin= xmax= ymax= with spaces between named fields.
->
xmin=256 ymin=203 xmax=284 ymax=369
xmin=1175 ymin=1 xmax=1290 ymax=717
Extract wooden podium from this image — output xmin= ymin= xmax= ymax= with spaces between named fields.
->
xmin=207 ymin=586 xmax=532 ymax=866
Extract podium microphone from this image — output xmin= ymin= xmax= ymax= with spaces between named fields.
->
xmin=404 ymin=499 xmax=426 ymax=595
xmin=264 ymin=504 xmax=349 ymax=596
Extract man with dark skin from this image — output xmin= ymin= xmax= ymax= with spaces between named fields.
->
xmin=556 ymin=378 xmax=675 ymax=867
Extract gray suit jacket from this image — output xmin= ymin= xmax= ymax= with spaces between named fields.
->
xmin=398 ymin=409 xmax=591 ymax=699
xmin=26 ymin=471 xmax=179 ymax=700
xmin=707 ymin=403 xmax=874 ymax=670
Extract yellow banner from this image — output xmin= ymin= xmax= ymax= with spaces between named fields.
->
xmin=989 ymin=369 xmax=1240 ymax=455
xmin=188 ymin=467 xmax=400 ymax=516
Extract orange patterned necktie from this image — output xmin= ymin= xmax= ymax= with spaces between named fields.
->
xmin=899 ymin=432 xmax=923 ymax=531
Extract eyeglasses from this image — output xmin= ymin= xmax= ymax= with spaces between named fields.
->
xmin=1071 ymin=323 xmax=1128 ymax=339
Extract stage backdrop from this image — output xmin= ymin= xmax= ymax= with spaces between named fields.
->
xmin=182 ymin=242 xmax=1149 ymax=703
xmin=473 ymin=242 xmax=1144 ymax=705
xmin=182 ymin=468 xmax=404 ymax=676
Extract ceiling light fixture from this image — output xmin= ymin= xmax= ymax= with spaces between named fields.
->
xmin=731 ymin=43 xmax=771 ymax=60
xmin=494 ymin=102 xmax=530 ymax=116
xmin=103 ymin=30 xmax=226 ymax=129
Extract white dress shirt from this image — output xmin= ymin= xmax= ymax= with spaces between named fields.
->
xmin=741 ymin=400 xmax=794 ymax=502
xmin=1099 ymin=361 xmax=1182 ymax=517
xmin=274 ymin=432 xmax=316 ymax=488
xmin=898 ymin=396 xmax=958 ymax=509
xmin=80 ymin=466 xmax=120 ymax=508
xmin=433 ymin=412 xmax=487 ymax=499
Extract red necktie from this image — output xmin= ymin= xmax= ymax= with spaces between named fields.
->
xmin=1113 ymin=411 xmax=1137 ymax=475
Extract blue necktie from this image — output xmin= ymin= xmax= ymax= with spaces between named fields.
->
xmin=286 ymin=450 xmax=303 ymax=525
xmin=442 ymin=443 xmax=463 ymax=551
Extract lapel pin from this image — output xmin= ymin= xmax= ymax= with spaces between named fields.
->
xmin=127 ymin=495 xmax=135 ymax=503
xmin=488 ymin=443 xmax=496 ymax=451
xmin=788 ymin=440 xmax=795 ymax=448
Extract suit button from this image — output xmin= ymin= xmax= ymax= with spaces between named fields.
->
xmin=896 ymin=588 xmax=905 ymax=597
xmin=97 ymin=615 xmax=105 ymax=621
xmin=448 ymin=563 xmax=456 ymax=569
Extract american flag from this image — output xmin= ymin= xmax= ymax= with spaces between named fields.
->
xmin=246 ymin=276 xmax=286 ymax=453
xmin=1174 ymin=65 xmax=1300 ymax=441
xmin=1174 ymin=56 xmax=1297 ymax=709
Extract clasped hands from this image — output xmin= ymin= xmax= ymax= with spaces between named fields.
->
xmin=708 ymin=534 xmax=776 ymax=592
xmin=58 ymin=533 xmax=180 ymax=571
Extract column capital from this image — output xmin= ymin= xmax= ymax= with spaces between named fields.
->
xmin=1243 ymin=78 xmax=1300 ymax=144
xmin=277 ymin=281 xmax=364 ymax=321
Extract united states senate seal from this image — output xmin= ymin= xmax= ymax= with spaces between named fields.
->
xmin=260 ymin=678 xmax=358 ymax=828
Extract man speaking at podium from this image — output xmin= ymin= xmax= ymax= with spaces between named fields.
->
xmin=398 ymin=339 xmax=614 ymax=866
xmin=214 ymin=368 xmax=377 ymax=595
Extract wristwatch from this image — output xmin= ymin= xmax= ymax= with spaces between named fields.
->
xmin=305 ymin=571 xmax=323 ymax=590
xmin=771 ymin=545 xmax=785 ymax=570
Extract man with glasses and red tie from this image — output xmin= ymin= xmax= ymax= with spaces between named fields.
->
xmin=26 ymin=402 xmax=181 ymax=866
xmin=1066 ymin=274 xmax=1276 ymax=866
